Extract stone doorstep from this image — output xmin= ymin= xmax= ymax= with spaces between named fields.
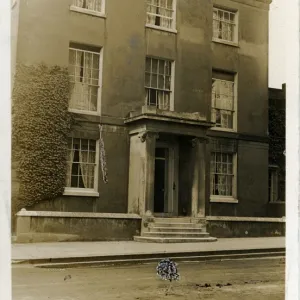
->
xmin=143 ymin=231 xmax=210 ymax=238
xmin=149 ymin=222 xmax=205 ymax=228
xmin=148 ymin=227 xmax=206 ymax=233
xmin=134 ymin=236 xmax=218 ymax=243
xmin=138 ymin=216 xmax=214 ymax=243
xmin=153 ymin=217 xmax=206 ymax=224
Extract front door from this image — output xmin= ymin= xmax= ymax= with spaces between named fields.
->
xmin=153 ymin=142 xmax=178 ymax=216
xmin=154 ymin=147 xmax=168 ymax=213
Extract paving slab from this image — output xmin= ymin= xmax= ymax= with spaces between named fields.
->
xmin=12 ymin=237 xmax=285 ymax=261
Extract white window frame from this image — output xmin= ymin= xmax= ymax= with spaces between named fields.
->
xmin=210 ymin=152 xmax=238 ymax=203
xmin=70 ymin=0 xmax=106 ymax=18
xmin=68 ymin=46 xmax=103 ymax=116
xmin=64 ymin=138 xmax=100 ymax=197
xmin=146 ymin=0 xmax=177 ymax=33
xmin=211 ymin=73 xmax=237 ymax=132
xmin=144 ymin=56 xmax=175 ymax=111
xmin=212 ymin=6 xmax=238 ymax=46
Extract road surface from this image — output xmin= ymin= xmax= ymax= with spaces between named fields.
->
xmin=12 ymin=257 xmax=285 ymax=300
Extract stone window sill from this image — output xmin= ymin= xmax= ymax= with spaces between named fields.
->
xmin=210 ymin=196 xmax=238 ymax=204
xmin=64 ymin=188 xmax=99 ymax=197
xmin=70 ymin=6 xmax=106 ymax=19
xmin=210 ymin=127 xmax=237 ymax=133
xmin=212 ymin=38 xmax=239 ymax=48
xmin=68 ymin=108 xmax=100 ymax=116
xmin=145 ymin=24 xmax=177 ymax=34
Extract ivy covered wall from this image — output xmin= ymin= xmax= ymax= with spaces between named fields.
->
xmin=268 ymin=86 xmax=286 ymax=204
xmin=12 ymin=64 xmax=73 ymax=214
xmin=269 ymin=106 xmax=285 ymax=165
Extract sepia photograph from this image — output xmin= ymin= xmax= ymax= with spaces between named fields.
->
xmin=0 ymin=0 xmax=299 ymax=299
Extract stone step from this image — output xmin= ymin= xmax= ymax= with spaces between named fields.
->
xmin=148 ymin=226 xmax=206 ymax=233
xmin=143 ymin=232 xmax=210 ymax=238
xmin=134 ymin=236 xmax=217 ymax=243
xmin=150 ymin=222 xmax=205 ymax=229
xmin=154 ymin=217 xmax=204 ymax=223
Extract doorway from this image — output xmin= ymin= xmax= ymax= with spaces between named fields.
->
xmin=154 ymin=147 xmax=168 ymax=213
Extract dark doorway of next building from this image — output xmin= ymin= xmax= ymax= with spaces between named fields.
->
xmin=154 ymin=147 xmax=168 ymax=213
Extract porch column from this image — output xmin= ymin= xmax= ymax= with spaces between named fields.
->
xmin=140 ymin=131 xmax=159 ymax=215
xmin=191 ymin=137 xmax=207 ymax=218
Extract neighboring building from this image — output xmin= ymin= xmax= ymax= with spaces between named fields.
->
xmin=268 ymin=84 xmax=286 ymax=217
xmin=12 ymin=0 xmax=284 ymax=242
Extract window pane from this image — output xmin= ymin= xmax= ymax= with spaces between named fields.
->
xmin=158 ymin=75 xmax=164 ymax=89
xmin=152 ymin=59 xmax=159 ymax=73
xmin=165 ymin=75 xmax=171 ymax=90
xmin=165 ymin=61 xmax=171 ymax=75
xmin=166 ymin=0 xmax=173 ymax=9
xmin=159 ymin=61 xmax=164 ymax=74
xmin=151 ymin=74 xmax=158 ymax=88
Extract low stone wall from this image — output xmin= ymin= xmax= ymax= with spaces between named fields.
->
xmin=15 ymin=209 xmax=141 ymax=243
xmin=206 ymin=216 xmax=285 ymax=238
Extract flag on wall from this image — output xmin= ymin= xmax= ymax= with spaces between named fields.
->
xmin=99 ymin=124 xmax=108 ymax=183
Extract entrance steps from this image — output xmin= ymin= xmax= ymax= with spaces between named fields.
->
xmin=134 ymin=217 xmax=217 ymax=243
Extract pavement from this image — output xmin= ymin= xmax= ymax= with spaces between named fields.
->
xmin=11 ymin=237 xmax=285 ymax=267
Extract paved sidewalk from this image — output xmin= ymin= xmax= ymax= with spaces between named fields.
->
xmin=12 ymin=237 xmax=285 ymax=261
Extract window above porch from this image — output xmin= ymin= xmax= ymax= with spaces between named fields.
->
xmin=144 ymin=57 xmax=174 ymax=111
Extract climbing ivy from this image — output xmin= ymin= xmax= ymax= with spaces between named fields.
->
xmin=269 ymin=105 xmax=285 ymax=164
xmin=12 ymin=64 xmax=73 ymax=211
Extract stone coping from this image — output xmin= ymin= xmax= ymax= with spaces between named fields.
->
xmin=16 ymin=211 xmax=285 ymax=222
xmin=206 ymin=216 xmax=286 ymax=223
xmin=16 ymin=209 xmax=142 ymax=220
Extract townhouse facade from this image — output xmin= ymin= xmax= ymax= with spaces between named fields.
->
xmin=13 ymin=0 xmax=285 ymax=242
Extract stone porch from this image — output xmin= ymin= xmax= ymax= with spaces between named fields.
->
xmin=125 ymin=106 xmax=217 ymax=242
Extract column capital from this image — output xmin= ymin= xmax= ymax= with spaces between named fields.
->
xmin=138 ymin=131 xmax=159 ymax=143
xmin=191 ymin=137 xmax=209 ymax=148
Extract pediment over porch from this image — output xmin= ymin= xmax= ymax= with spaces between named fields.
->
xmin=124 ymin=105 xmax=214 ymax=138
